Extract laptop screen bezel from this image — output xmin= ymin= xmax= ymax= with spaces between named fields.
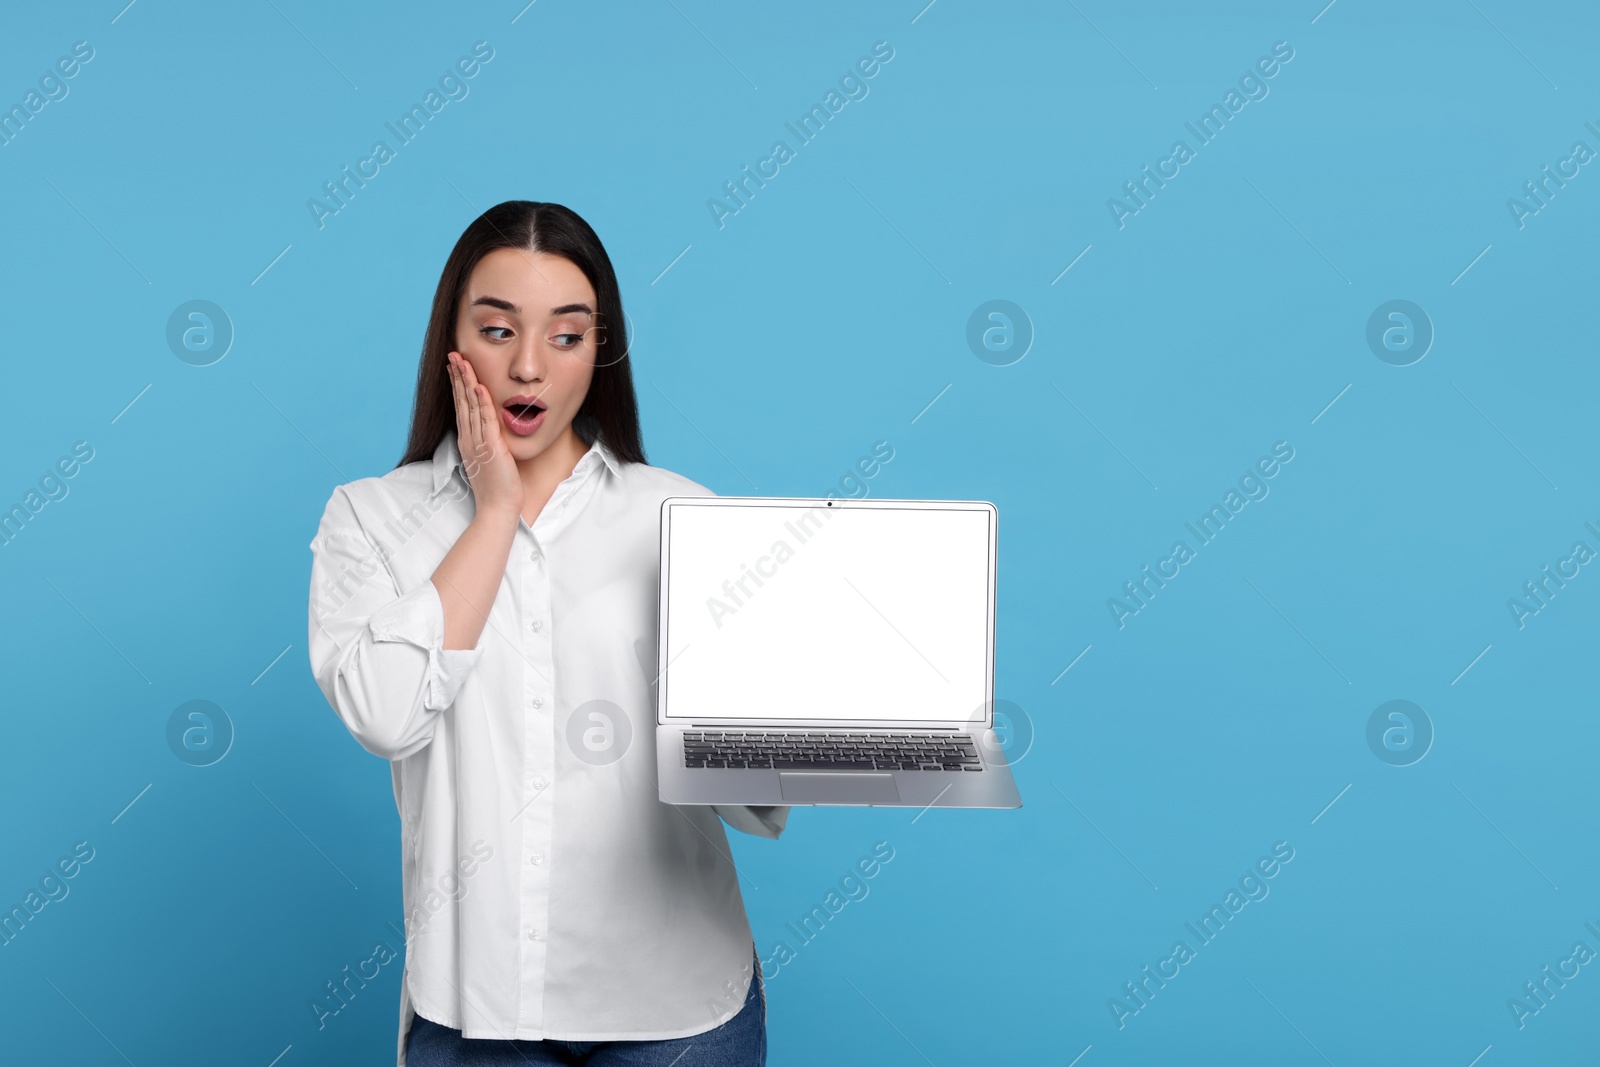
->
xmin=655 ymin=496 xmax=997 ymax=730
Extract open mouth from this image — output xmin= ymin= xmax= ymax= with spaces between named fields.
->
xmin=501 ymin=398 xmax=548 ymax=435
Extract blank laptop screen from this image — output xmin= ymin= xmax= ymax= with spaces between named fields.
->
xmin=663 ymin=503 xmax=991 ymax=723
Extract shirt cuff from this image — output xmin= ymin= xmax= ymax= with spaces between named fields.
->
xmin=366 ymin=578 xmax=483 ymax=713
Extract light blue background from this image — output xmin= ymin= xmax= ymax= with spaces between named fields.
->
xmin=2 ymin=1 xmax=1596 ymax=1063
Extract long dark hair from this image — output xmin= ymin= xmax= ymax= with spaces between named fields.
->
xmin=397 ymin=200 xmax=646 ymax=469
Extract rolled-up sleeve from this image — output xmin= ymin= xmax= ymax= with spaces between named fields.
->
xmin=308 ymin=486 xmax=483 ymax=761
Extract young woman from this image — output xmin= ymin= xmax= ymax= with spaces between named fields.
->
xmin=307 ymin=201 xmax=788 ymax=1067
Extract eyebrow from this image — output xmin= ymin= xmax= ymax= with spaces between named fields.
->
xmin=469 ymin=295 xmax=594 ymax=317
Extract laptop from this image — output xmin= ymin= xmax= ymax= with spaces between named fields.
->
xmin=654 ymin=495 xmax=1022 ymax=809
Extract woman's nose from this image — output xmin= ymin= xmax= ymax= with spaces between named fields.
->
xmin=508 ymin=340 xmax=545 ymax=382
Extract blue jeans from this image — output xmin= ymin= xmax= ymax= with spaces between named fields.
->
xmin=405 ymin=945 xmax=766 ymax=1066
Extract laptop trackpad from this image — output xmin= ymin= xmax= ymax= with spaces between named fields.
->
xmin=779 ymin=772 xmax=900 ymax=804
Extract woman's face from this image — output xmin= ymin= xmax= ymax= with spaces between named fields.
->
xmin=453 ymin=248 xmax=600 ymax=461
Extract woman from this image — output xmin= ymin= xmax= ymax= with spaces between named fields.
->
xmin=307 ymin=200 xmax=788 ymax=1067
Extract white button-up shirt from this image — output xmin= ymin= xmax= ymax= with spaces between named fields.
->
xmin=306 ymin=430 xmax=788 ymax=1065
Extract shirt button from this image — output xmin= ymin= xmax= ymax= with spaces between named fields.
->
xmin=531 ymin=776 xmax=546 ymax=789
xmin=531 ymin=697 xmax=543 ymax=709
xmin=528 ymin=928 xmax=541 ymax=941
xmin=530 ymin=548 xmax=541 ymax=561
xmin=531 ymin=620 xmax=542 ymax=632
xmin=530 ymin=852 xmax=544 ymax=865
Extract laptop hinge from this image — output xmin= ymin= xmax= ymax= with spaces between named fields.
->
xmin=678 ymin=724 xmax=965 ymax=732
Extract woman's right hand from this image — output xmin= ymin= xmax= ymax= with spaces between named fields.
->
xmin=447 ymin=351 xmax=524 ymax=520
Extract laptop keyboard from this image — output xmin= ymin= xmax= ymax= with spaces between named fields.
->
xmin=681 ymin=731 xmax=984 ymax=771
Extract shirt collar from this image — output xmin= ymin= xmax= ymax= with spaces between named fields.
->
xmin=431 ymin=431 xmax=621 ymax=494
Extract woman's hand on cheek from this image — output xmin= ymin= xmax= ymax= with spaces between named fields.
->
xmin=447 ymin=351 xmax=525 ymax=519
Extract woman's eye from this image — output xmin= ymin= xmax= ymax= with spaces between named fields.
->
xmin=553 ymin=333 xmax=583 ymax=347
xmin=477 ymin=325 xmax=513 ymax=340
